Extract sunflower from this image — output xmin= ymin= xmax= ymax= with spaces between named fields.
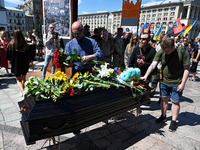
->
xmin=72 ymin=72 xmax=80 ymax=82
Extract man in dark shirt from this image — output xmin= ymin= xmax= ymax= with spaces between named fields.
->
xmin=128 ymin=33 xmax=156 ymax=80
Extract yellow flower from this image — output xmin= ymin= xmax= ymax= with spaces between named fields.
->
xmin=72 ymin=72 xmax=79 ymax=82
xmin=109 ymin=69 xmax=114 ymax=75
xmin=63 ymin=83 xmax=74 ymax=93
xmin=84 ymin=71 xmax=89 ymax=79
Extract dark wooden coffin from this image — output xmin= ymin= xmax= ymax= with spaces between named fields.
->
xmin=18 ymin=87 xmax=151 ymax=145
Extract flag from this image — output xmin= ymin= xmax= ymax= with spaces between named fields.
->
xmin=198 ymin=32 xmax=200 ymax=37
xmin=138 ymin=22 xmax=147 ymax=36
xmin=143 ymin=22 xmax=148 ymax=33
xmin=173 ymin=18 xmax=183 ymax=34
xmin=166 ymin=18 xmax=184 ymax=37
xmin=176 ymin=24 xmax=190 ymax=37
xmin=179 ymin=18 xmax=198 ymax=37
xmin=153 ymin=25 xmax=162 ymax=41
xmin=145 ymin=23 xmax=151 ymax=33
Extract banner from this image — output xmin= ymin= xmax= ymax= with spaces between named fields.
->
xmin=121 ymin=0 xmax=141 ymax=34
xmin=43 ymin=0 xmax=71 ymax=39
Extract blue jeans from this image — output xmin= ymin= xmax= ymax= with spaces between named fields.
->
xmin=160 ymin=83 xmax=182 ymax=103
xmin=42 ymin=55 xmax=55 ymax=79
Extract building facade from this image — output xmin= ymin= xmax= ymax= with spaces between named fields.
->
xmin=6 ymin=7 xmax=26 ymax=34
xmin=25 ymin=14 xmax=34 ymax=32
xmin=78 ymin=0 xmax=200 ymax=40
xmin=0 ymin=0 xmax=7 ymax=30
xmin=24 ymin=0 xmax=42 ymax=32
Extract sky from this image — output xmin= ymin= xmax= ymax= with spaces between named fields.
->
xmin=4 ymin=0 xmax=179 ymax=14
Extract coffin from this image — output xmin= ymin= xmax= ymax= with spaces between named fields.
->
xmin=18 ymin=87 xmax=151 ymax=145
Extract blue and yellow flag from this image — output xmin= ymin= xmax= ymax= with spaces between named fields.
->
xmin=153 ymin=25 xmax=162 ymax=41
xmin=138 ymin=22 xmax=147 ymax=36
xmin=179 ymin=18 xmax=198 ymax=37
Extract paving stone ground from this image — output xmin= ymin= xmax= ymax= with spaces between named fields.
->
xmin=0 ymin=59 xmax=200 ymax=150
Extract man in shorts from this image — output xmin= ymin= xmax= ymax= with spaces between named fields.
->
xmin=140 ymin=36 xmax=190 ymax=132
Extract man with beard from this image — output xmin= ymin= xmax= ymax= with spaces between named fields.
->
xmin=128 ymin=33 xmax=156 ymax=82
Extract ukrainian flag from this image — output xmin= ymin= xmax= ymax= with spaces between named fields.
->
xmin=143 ymin=22 xmax=148 ymax=33
xmin=138 ymin=22 xmax=147 ymax=36
xmin=153 ymin=25 xmax=162 ymax=41
xmin=180 ymin=18 xmax=198 ymax=37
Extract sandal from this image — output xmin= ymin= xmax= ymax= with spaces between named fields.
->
xmin=189 ymin=78 xmax=195 ymax=81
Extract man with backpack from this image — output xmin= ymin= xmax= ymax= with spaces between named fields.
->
xmin=140 ymin=36 xmax=190 ymax=132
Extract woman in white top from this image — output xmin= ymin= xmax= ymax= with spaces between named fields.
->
xmin=124 ymin=33 xmax=139 ymax=68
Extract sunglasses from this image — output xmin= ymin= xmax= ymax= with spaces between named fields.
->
xmin=72 ymin=30 xmax=82 ymax=36
xmin=140 ymin=38 xmax=148 ymax=40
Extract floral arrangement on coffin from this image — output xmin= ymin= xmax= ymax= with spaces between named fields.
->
xmin=25 ymin=71 xmax=75 ymax=102
xmin=53 ymin=47 xmax=104 ymax=68
xmin=25 ymin=63 xmax=147 ymax=102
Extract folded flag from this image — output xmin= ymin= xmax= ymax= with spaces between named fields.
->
xmin=153 ymin=25 xmax=162 ymax=41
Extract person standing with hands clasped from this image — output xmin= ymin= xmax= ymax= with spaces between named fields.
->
xmin=65 ymin=21 xmax=103 ymax=75
xmin=42 ymin=24 xmax=58 ymax=79
xmin=140 ymin=37 xmax=190 ymax=132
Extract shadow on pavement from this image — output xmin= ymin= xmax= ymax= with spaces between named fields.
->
xmin=45 ymin=113 xmax=165 ymax=150
xmin=181 ymin=95 xmax=194 ymax=103
xmin=178 ymin=112 xmax=200 ymax=127
xmin=0 ymin=77 xmax=16 ymax=89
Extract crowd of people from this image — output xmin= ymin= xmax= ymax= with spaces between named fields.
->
xmin=0 ymin=22 xmax=200 ymax=132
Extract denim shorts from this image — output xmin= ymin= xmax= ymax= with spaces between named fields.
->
xmin=160 ymin=83 xmax=182 ymax=103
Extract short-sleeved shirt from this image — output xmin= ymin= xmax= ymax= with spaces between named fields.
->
xmin=154 ymin=47 xmax=190 ymax=86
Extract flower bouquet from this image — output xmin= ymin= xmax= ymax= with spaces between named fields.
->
xmin=53 ymin=47 xmax=104 ymax=68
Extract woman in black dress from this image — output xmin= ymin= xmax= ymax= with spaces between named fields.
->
xmin=25 ymin=31 xmax=36 ymax=71
xmin=6 ymin=30 xmax=31 ymax=97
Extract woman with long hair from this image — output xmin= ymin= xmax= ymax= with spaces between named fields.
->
xmin=6 ymin=30 xmax=31 ymax=97
xmin=0 ymin=31 xmax=10 ymax=75
xmin=25 ymin=31 xmax=36 ymax=71
xmin=124 ymin=33 xmax=139 ymax=68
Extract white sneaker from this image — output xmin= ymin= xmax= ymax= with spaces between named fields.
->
xmin=19 ymin=92 xmax=23 ymax=97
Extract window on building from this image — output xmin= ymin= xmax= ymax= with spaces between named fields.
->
xmin=170 ymin=7 xmax=176 ymax=11
xmin=170 ymin=17 xmax=174 ymax=20
xmin=171 ymin=12 xmax=175 ymax=16
xmin=163 ymin=17 xmax=167 ymax=20
xmin=14 ymin=19 xmax=16 ymax=23
xmin=164 ymin=8 xmax=169 ymax=11
xmin=147 ymin=10 xmax=151 ymax=13
xmin=10 ymin=26 xmax=12 ymax=30
xmin=158 ymin=9 xmax=162 ymax=12
xmin=157 ymin=18 xmax=161 ymax=21
xmin=163 ymin=22 xmax=166 ymax=25
xmin=152 ymin=14 xmax=156 ymax=17
xmin=158 ymin=13 xmax=162 ymax=17
xmin=142 ymin=11 xmax=146 ymax=13
xmin=164 ymin=13 xmax=168 ymax=16
xmin=142 ymin=15 xmax=145 ymax=18
xmin=13 ymin=13 xmax=15 ymax=16
xmin=152 ymin=18 xmax=155 ymax=21
xmin=147 ymin=15 xmax=150 ymax=18
xmin=153 ymin=10 xmax=156 ymax=12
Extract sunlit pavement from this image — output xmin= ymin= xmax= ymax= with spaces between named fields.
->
xmin=0 ymin=60 xmax=200 ymax=150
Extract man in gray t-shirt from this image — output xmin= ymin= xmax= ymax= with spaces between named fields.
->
xmin=42 ymin=24 xmax=58 ymax=79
